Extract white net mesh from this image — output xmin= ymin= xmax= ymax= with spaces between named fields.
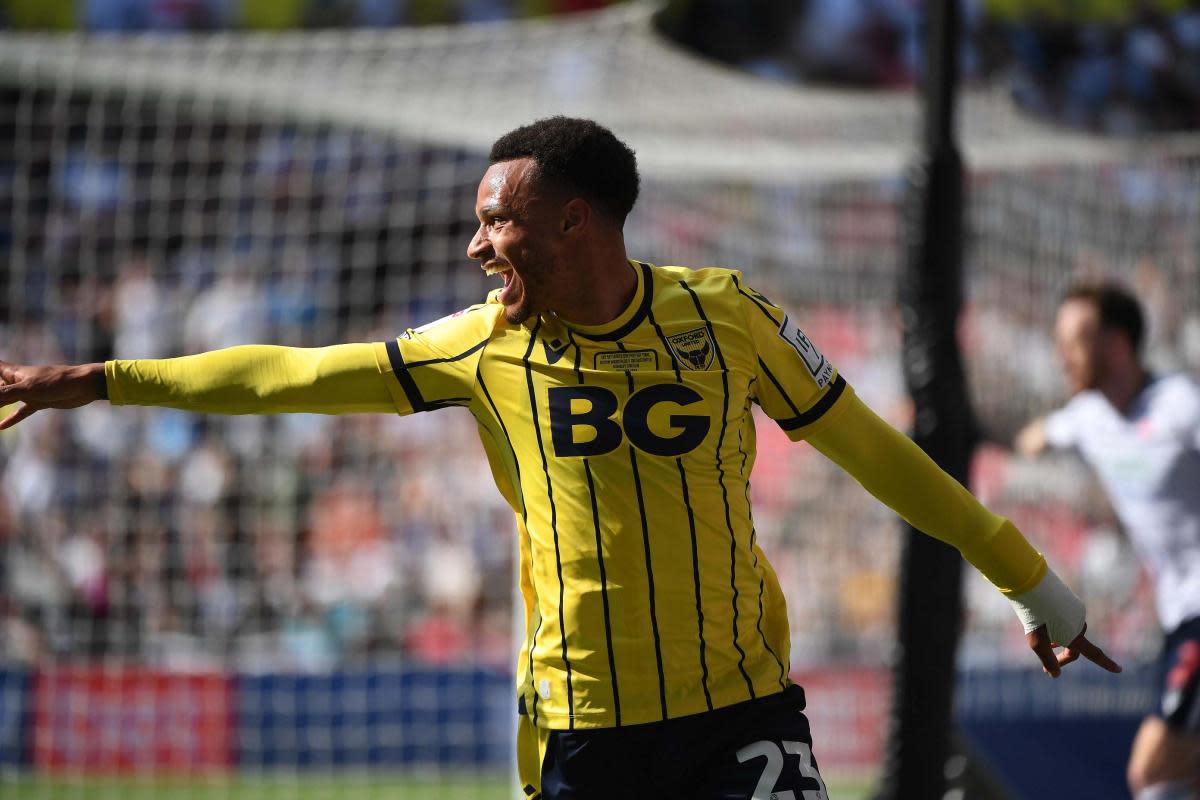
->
xmin=1 ymin=2 xmax=1199 ymax=796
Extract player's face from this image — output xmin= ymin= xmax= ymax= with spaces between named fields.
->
xmin=467 ymin=159 xmax=565 ymax=325
xmin=1055 ymin=298 xmax=1103 ymax=394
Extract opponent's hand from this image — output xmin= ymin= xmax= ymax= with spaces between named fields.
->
xmin=1026 ymin=623 xmax=1122 ymax=678
xmin=0 ymin=361 xmax=107 ymax=430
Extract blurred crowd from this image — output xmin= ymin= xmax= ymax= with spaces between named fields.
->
xmin=666 ymin=0 xmax=1200 ymax=133
xmin=0 ymin=0 xmax=623 ymax=30
xmin=0 ymin=89 xmax=517 ymax=671
xmin=1 ymin=47 xmax=1199 ymax=673
xmin=3 ymin=0 xmax=1198 ymax=134
xmin=0 ymin=300 xmax=518 ymax=672
xmin=994 ymin=3 xmax=1200 ymax=133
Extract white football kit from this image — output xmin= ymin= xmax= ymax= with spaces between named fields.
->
xmin=1044 ymin=373 xmax=1200 ymax=632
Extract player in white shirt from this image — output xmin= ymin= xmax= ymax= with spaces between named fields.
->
xmin=1018 ymin=284 xmax=1200 ymax=800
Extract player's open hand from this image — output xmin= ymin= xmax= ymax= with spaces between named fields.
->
xmin=1027 ymin=623 xmax=1122 ymax=678
xmin=0 ymin=361 xmax=107 ymax=430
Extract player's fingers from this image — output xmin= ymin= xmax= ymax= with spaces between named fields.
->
xmin=1071 ymin=635 xmax=1123 ymax=674
xmin=0 ymin=383 xmax=26 ymax=407
xmin=1026 ymin=625 xmax=1061 ymax=678
xmin=1056 ymin=647 xmax=1081 ymax=667
xmin=0 ymin=403 xmax=38 ymax=430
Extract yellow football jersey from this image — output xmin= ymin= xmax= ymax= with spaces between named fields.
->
xmin=373 ymin=260 xmax=855 ymax=730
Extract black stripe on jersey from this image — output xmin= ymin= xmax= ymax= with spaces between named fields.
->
xmin=617 ymin=340 xmax=667 ymax=718
xmin=566 ymin=329 xmax=623 ymax=724
xmin=647 ymin=305 xmax=682 ymax=381
xmin=680 ymin=280 xmax=755 ymax=700
xmin=677 ymin=456 xmax=713 ymax=711
xmin=614 ymin=341 xmax=636 ymax=394
xmin=583 ymin=459 xmax=622 ymax=726
xmin=384 ymin=339 xmax=427 ymax=412
xmin=476 ymin=376 xmax=518 ymax=484
xmin=629 ymin=445 xmax=668 ymax=719
xmin=757 ymin=357 xmax=804 ymax=417
xmin=477 ymin=364 xmax=540 ymax=722
xmin=776 ymin=374 xmax=848 ymax=431
xmin=735 ymin=394 xmax=788 ymax=688
xmin=651 ymin=291 xmax=709 ymax=708
xmin=476 ymin=367 xmax=525 ymax=518
xmin=424 ymin=397 xmax=473 ymax=411
xmin=523 ymin=318 xmax=575 ymax=726
xmin=566 ymin=330 xmax=583 ymax=380
xmin=404 ymin=337 xmax=490 ymax=369
xmin=731 ymin=274 xmax=782 ymax=326
xmin=571 ymin=262 xmax=655 ymax=342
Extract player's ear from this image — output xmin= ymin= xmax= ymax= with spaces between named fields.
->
xmin=561 ymin=198 xmax=589 ymax=236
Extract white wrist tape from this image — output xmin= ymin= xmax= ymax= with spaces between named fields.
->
xmin=1007 ymin=568 xmax=1086 ymax=646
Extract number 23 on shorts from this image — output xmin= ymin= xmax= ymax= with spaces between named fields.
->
xmin=736 ymin=739 xmax=830 ymax=800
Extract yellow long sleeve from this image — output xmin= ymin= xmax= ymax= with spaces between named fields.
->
xmin=807 ymin=394 xmax=1046 ymax=596
xmin=105 ymin=344 xmax=397 ymax=415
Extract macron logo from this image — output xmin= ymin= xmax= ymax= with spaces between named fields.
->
xmin=543 ymin=338 xmax=568 ymax=365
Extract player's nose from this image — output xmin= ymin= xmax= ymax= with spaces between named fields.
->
xmin=467 ymin=226 xmax=491 ymax=261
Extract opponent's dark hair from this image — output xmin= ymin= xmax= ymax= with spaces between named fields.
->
xmin=1063 ymin=282 xmax=1146 ymax=353
xmin=489 ymin=116 xmax=640 ymax=224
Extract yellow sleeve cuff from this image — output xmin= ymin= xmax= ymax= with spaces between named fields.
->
xmin=104 ymin=360 xmax=125 ymax=405
xmin=779 ymin=374 xmax=857 ymax=441
xmin=960 ymin=518 xmax=1047 ymax=596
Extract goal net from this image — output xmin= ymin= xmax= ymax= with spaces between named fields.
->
xmin=0 ymin=2 xmax=1197 ymax=795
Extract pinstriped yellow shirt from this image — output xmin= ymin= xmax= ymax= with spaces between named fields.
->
xmin=376 ymin=261 xmax=854 ymax=730
xmin=106 ymin=258 xmax=1048 ymax=732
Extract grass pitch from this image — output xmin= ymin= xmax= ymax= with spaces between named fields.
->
xmin=2 ymin=772 xmax=873 ymax=799
xmin=2 ymin=773 xmax=512 ymax=800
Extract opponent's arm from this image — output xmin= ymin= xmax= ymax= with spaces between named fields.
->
xmin=1014 ymin=417 xmax=1049 ymax=456
xmin=0 ymin=343 xmax=395 ymax=428
xmin=807 ymin=394 xmax=1120 ymax=676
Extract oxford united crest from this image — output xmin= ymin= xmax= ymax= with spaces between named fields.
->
xmin=666 ymin=327 xmax=715 ymax=370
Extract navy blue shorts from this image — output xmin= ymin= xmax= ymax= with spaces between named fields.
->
xmin=1157 ymin=616 xmax=1200 ymax=734
xmin=538 ymin=684 xmax=829 ymax=800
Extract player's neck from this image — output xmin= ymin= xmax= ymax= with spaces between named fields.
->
xmin=1100 ymin=364 xmax=1151 ymax=415
xmin=551 ymin=241 xmax=636 ymax=327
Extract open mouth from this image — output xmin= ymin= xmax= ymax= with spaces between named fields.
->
xmin=482 ymin=261 xmax=517 ymax=300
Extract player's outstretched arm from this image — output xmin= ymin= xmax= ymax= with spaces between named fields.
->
xmin=0 ymin=344 xmax=397 ymax=428
xmin=807 ymin=394 xmax=1121 ymax=677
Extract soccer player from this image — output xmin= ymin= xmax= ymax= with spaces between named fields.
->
xmin=1017 ymin=284 xmax=1200 ymax=800
xmin=2 ymin=117 xmax=1118 ymax=799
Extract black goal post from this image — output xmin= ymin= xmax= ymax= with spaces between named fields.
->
xmin=873 ymin=1 xmax=985 ymax=798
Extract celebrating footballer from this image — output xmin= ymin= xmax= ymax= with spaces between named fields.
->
xmin=0 ymin=117 xmax=1120 ymax=799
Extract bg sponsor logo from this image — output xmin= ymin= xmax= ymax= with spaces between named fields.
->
xmin=548 ymin=384 xmax=710 ymax=457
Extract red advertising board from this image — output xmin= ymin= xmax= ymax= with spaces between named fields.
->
xmin=33 ymin=666 xmax=233 ymax=773
xmin=793 ymin=666 xmax=888 ymax=775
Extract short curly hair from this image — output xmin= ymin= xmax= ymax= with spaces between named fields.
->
xmin=489 ymin=116 xmax=640 ymax=224
xmin=1063 ymin=282 xmax=1146 ymax=353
